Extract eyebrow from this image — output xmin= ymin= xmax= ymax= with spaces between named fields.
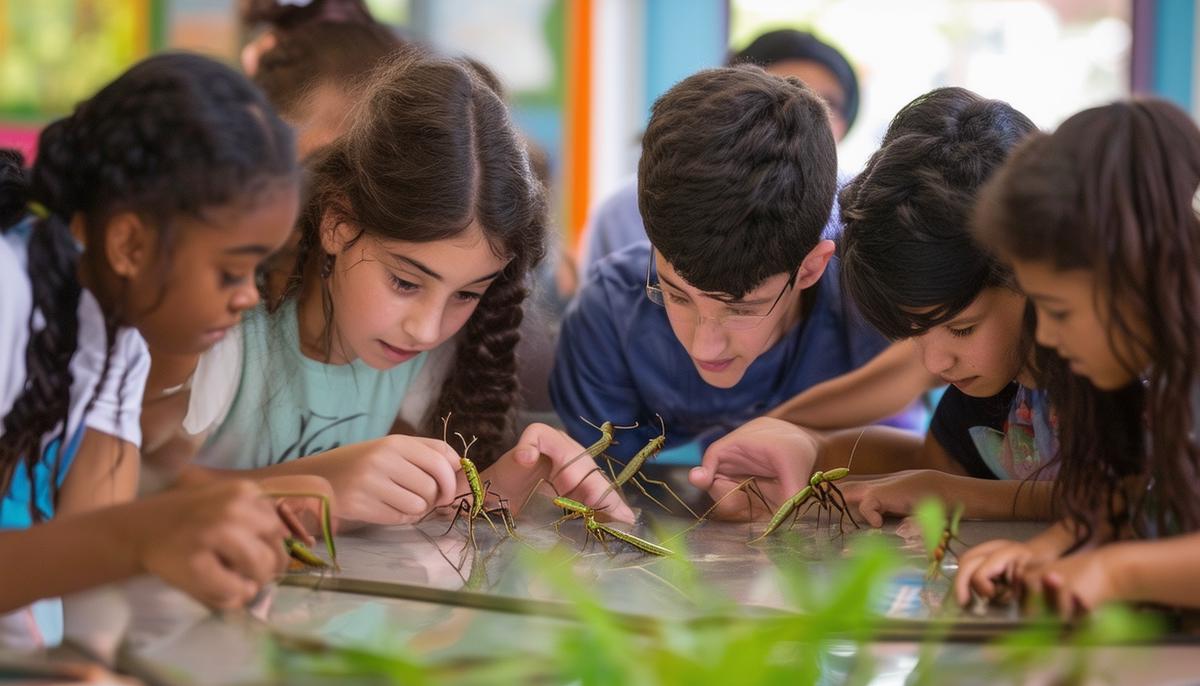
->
xmin=944 ymin=314 xmax=983 ymax=328
xmin=1026 ymin=291 xmax=1068 ymax=305
xmin=390 ymin=253 xmax=503 ymax=286
xmin=658 ymin=273 xmax=771 ymax=305
xmin=224 ymin=244 xmax=275 ymax=256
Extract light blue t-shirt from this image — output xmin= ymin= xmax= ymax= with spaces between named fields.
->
xmin=199 ymin=301 xmax=429 ymax=469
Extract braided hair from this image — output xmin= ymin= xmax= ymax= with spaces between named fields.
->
xmin=289 ymin=52 xmax=547 ymax=468
xmin=0 ymin=52 xmax=296 ymax=520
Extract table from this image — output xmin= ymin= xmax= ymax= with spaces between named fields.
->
xmin=105 ymin=487 xmax=1200 ymax=685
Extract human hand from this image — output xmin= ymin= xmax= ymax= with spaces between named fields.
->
xmin=689 ymin=417 xmax=819 ymax=521
xmin=840 ymin=469 xmax=948 ymax=528
xmin=953 ymin=534 xmax=1066 ymax=607
xmin=1021 ymin=546 xmax=1128 ymax=620
xmin=294 ymin=435 xmax=461 ymax=526
xmin=134 ymin=480 xmax=290 ymax=609
xmin=481 ymin=422 xmax=636 ymax=524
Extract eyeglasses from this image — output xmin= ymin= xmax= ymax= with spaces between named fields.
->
xmin=644 ymin=248 xmax=797 ymax=331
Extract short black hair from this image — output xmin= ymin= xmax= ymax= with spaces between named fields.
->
xmin=638 ymin=65 xmax=836 ymax=298
xmin=839 ymin=87 xmax=1036 ymax=339
xmin=730 ymin=28 xmax=860 ymax=132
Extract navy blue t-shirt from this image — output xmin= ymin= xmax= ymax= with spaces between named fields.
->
xmin=549 ymin=242 xmax=924 ymax=462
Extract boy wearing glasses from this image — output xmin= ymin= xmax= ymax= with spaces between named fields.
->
xmin=550 ymin=65 xmax=922 ymax=465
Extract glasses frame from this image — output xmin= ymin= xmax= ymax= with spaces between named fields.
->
xmin=644 ymin=248 xmax=798 ymax=331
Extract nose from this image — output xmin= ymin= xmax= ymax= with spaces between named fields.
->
xmin=689 ymin=314 xmax=728 ymax=360
xmin=402 ymin=297 xmax=443 ymax=347
xmin=918 ymin=337 xmax=955 ymax=376
xmin=1034 ymin=313 xmax=1058 ymax=349
xmin=230 ymin=279 xmax=260 ymax=313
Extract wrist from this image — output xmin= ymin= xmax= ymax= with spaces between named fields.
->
xmin=96 ymin=499 xmax=152 ymax=576
xmin=1100 ymin=541 xmax=1141 ymax=603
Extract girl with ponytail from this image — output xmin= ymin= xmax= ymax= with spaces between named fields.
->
xmin=0 ymin=53 xmax=304 ymax=644
xmin=184 ymin=52 xmax=634 ymax=528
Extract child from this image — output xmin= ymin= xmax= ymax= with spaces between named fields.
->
xmin=139 ymin=17 xmax=403 ymax=454
xmin=551 ymin=65 xmax=923 ymax=470
xmin=180 ymin=53 xmax=633 ymax=525
xmin=691 ymin=88 xmax=1058 ymax=522
xmin=0 ymin=53 xmax=301 ymax=644
xmin=955 ymin=99 xmax=1200 ymax=617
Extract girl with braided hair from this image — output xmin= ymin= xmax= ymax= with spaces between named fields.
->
xmin=182 ymin=52 xmax=634 ymax=528
xmin=0 ymin=53 xmax=305 ymax=646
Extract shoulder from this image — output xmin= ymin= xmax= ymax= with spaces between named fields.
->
xmin=0 ymin=228 xmax=32 ymax=330
xmin=584 ymin=242 xmax=651 ymax=297
xmin=184 ymin=316 xmax=247 ymax=436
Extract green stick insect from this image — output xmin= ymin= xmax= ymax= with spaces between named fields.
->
xmin=749 ymin=429 xmax=867 ymax=542
xmin=586 ymin=415 xmax=699 ymax=518
xmin=549 ymin=417 xmax=638 ymax=481
xmin=552 ymin=496 xmax=674 ymax=557
xmin=268 ymin=492 xmax=339 ymax=572
xmin=916 ymin=499 xmax=966 ymax=581
xmin=437 ymin=415 xmax=517 ymax=557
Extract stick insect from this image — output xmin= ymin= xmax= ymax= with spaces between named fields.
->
xmin=586 ymin=415 xmax=699 ymax=518
xmin=552 ymin=496 xmax=674 ymax=557
xmin=749 ymin=429 xmax=868 ymax=542
xmin=268 ymin=492 xmax=339 ymax=571
xmin=437 ymin=415 xmax=517 ymax=560
xmin=548 ymin=417 xmax=637 ymax=481
xmin=919 ymin=501 xmax=965 ymax=581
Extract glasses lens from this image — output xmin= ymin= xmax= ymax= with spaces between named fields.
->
xmin=646 ymin=285 xmax=665 ymax=306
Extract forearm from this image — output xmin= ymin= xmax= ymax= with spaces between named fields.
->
xmin=180 ymin=460 xmax=312 ymax=484
xmin=768 ymin=340 xmax=939 ymax=430
xmin=0 ymin=506 xmax=139 ymax=613
xmin=931 ymin=474 xmax=1056 ymax=520
xmin=1110 ymin=533 xmax=1200 ymax=608
xmin=56 ymin=432 xmax=139 ymax=515
xmin=813 ymin=427 xmax=957 ymax=475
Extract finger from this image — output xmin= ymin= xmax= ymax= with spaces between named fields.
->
xmin=858 ymin=495 xmax=884 ymax=528
xmin=380 ymin=477 xmax=442 ymax=518
xmin=218 ymin=526 xmax=287 ymax=587
xmin=519 ymin=423 xmax=588 ymax=471
xmin=705 ymin=477 xmax=755 ymax=521
xmin=567 ymin=473 xmax=635 ymax=524
xmin=188 ymin=553 xmax=260 ymax=609
xmin=954 ymin=543 xmax=1014 ymax=605
xmin=398 ymin=444 xmax=461 ymax=507
xmin=689 ymin=466 xmax=714 ymax=491
xmin=1039 ymin=573 xmax=1074 ymax=621
xmin=276 ymin=502 xmax=315 ymax=546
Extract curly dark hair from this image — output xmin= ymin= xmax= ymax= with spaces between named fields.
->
xmin=839 ymin=87 xmax=1036 ymax=340
xmin=0 ymin=52 xmax=297 ymax=520
xmin=638 ymin=64 xmax=836 ymax=299
xmin=973 ymin=99 xmax=1200 ymax=542
xmin=288 ymin=52 xmax=547 ymax=467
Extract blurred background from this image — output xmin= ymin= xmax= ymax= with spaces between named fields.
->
xmin=0 ymin=0 xmax=1193 ymax=432
xmin=2 ymin=0 xmax=1194 ymax=256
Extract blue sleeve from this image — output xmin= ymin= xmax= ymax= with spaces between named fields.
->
xmin=549 ymin=265 xmax=646 ymax=449
xmin=580 ymin=183 xmax=645 ymax=272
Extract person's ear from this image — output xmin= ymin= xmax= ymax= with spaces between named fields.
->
xmin=100 ymin=211 xmax=156 ymax=279
xmin=318 ymin=208 xmax=356 ymax=256
xmin=795 ymin=239 xmax=835 ymax=290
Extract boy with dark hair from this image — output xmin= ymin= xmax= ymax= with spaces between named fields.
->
xmin=693 ymin=88 xmax=1056 ymax=523
xmin=550 ymin=66 xmax=920 ymax=464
